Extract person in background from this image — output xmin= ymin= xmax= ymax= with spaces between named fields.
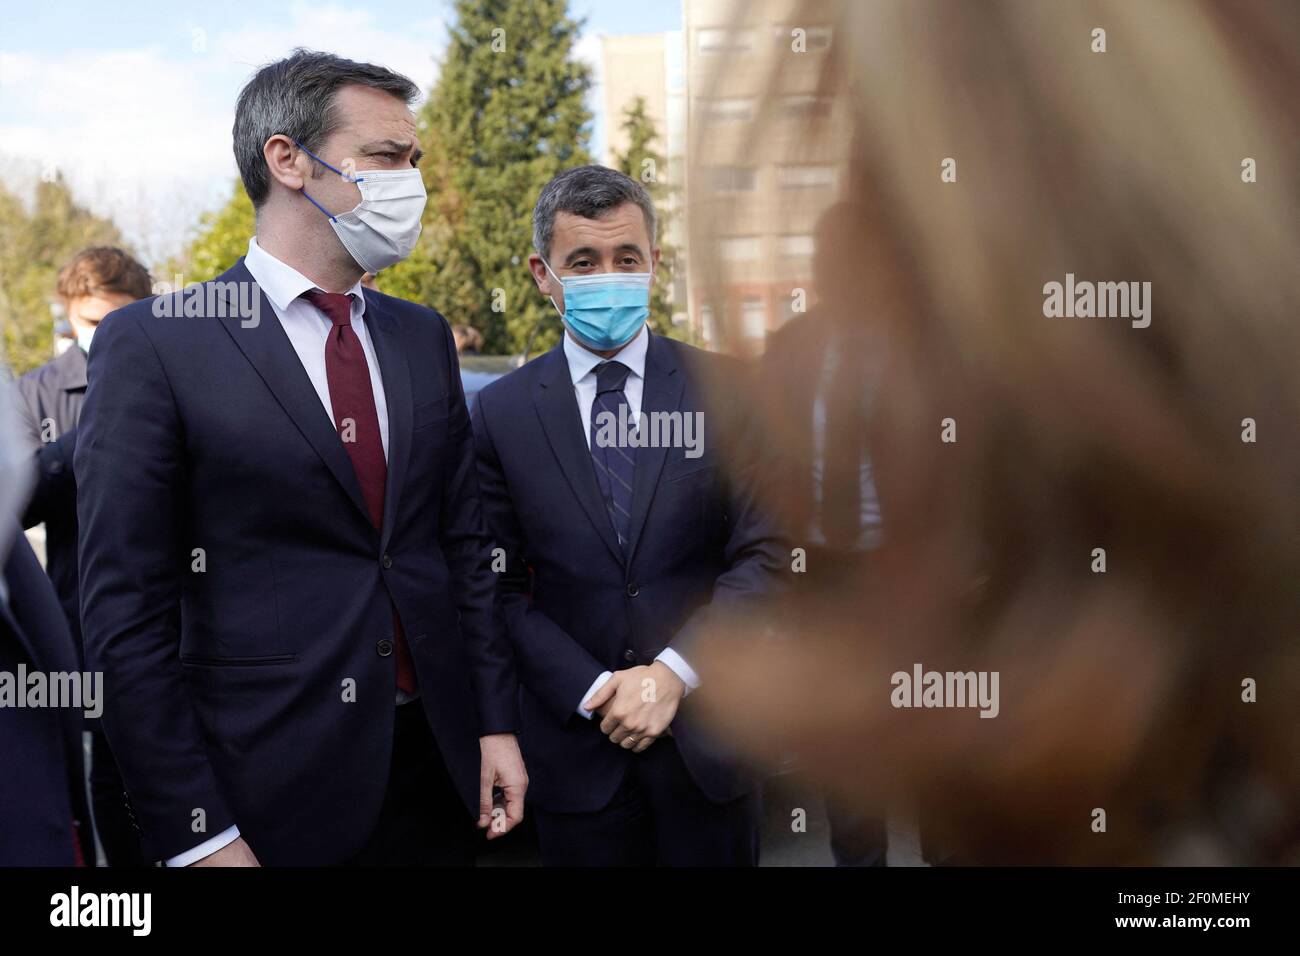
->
xmin=758 ymin=201 xmax=899 ymax=866
xmin=14 ymin=246 xmax=153 ymax=867
xmin=452 ymin=324 xmax=483 ymax=356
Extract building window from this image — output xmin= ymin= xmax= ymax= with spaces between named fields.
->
xmin=781 ymin=94 xmax=833 ymax=119
xmin=778 ymin=234 xmax=815 ymax=259
xmin=740 ymin=297 xmax=768 ymax=338
xmin=703 ymin=97 xmax=756 ymax=123
xmin=705 ymin=166 xmax=758 ymax=192
xmin=697 ymin=28 xmax=756 ymax=54
xmin=778 ymin=164 xmax=838 ymax=190
xmin=719 ymin=237 xmax=761 ymax=262
xmin=804 ymin=27 xmax=833 ymax=52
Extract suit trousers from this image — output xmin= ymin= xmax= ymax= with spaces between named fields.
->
xmin=531 ymin=737 xmax=760 ymax=866
xmin=343 ymin=700 xmax=476 ymax=866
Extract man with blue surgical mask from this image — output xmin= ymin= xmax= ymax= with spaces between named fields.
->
xmin=472 ymin=165 xmax=788 ymax=865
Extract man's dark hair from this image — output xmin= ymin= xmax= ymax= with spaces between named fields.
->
xmin=233 ymin=48 xmax=419 ymax=207
xmin=532 ymin=165 xmax=657 ymax=260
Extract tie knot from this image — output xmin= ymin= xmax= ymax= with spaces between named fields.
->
xmin=302 ymin=289 xmax=354 ymax=328
xmin=595 ymin=361 xmax=631 ymax=395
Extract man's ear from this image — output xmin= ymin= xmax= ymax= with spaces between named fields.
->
xmin=651 ymin=246 xmax=662 ymax=274
xmin=264 ymin=134 xmax=306 ymax=193
xmin=528 ymin=254 xmax=552 ymax=295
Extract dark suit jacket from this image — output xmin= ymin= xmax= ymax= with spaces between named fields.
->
xmin=472 ymin=332 xmax=786 ymax=813
xmin=14 ymin=345 xmax=86 ymax=651
xmin=75 ymin=259 xmax=518 ymax=865
xmin=0 ymin=527 xmax=94 ymax=865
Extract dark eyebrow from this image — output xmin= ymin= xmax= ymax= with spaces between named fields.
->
xmin=358 ymin=139 xmax=423 ymax=164
xmin=563 ymin=246 xmax=601 ymax=265
xmin=563 ymin=243 xmax=645 ymax=266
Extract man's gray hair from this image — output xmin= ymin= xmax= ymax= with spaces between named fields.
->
xmin=233 ymin=48 xmax=419 ymax=207
xmin=532 ymin=165 xmax=657 ymax=260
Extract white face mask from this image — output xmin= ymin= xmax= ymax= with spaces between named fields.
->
xmin=76 ymin=324 xmax=96 ymax=355
xmin=295 ymin=140 xmax=427 ymax=274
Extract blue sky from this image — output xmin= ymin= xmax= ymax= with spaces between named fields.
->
xmin=0 ymin=0 xmax=681 ymax=261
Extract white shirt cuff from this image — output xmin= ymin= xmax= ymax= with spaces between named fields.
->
xmin=165 ymin=825 xmax=241 ymax=867
xmin=655 ymin=647 xmax=700 ymax=695
xmin=577 ymin=671 xmax=614 ymax=719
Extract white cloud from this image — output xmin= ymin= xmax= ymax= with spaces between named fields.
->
xmin=0 ymin=4 xmax=447 ymax=264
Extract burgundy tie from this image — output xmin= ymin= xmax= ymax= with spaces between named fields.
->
xmin=302 ymin=289 xmax=416 ymax=694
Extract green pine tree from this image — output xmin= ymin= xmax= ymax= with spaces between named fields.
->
xmin=0 ymin=175 xmax=127 ymax=375
xmin=612 ymin=96 xmax=690 ymax=343
xmin=385 ymin=0 xmax=593 ymax=355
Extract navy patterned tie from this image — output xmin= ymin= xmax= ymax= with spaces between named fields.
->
xmin=590 ymin=361 xmax=636 ymax=553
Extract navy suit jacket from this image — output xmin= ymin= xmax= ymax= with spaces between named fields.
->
xmin=0 ymin=527 xmax=94 ymax=865
xmin=75 ymin=259 xmax=517 ymax=865
xmin=472 ymin=332 xmax=786 ymax=813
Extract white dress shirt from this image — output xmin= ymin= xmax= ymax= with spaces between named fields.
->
xmin=243 ymin=237 xmax=389 ymax=459
xmin=561 ymin=327 xmax=701 ymax=719
xmin=165 ymin=238 xmax=394 ymax=867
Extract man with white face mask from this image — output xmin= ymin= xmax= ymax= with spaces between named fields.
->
xmin=76 ymin=49 xmax=526 ymax=867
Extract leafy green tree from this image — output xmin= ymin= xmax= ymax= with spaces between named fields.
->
xmin=612 ymin=96 xmax=690 ymax=343
xmin=385 ymin=0 xmax=593 ymax=355
xmin=0 ymin=175 xmax=126 ymax=375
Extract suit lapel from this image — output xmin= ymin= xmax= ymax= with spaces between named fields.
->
xmin=534 ymin=344 xmax=624 ymax=563
xmin=212 ymin=260 xmax=372 ymax=529
xmin=624 ymin=332 xmax=682 ymax=564
xmin=363 ymin=291 xmax=411 ymax=552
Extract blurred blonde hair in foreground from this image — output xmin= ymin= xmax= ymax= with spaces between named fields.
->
xmin=687 ymin=0 xmax=1299 ymax=863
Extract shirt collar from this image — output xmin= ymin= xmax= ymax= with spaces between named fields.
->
xmin=245 ymin=237 xmax=366 ymax=317
xmin=562 ymin=323 xmax=649 ymax=387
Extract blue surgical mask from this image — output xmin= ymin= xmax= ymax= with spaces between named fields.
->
xmin=542 ymin=259 xmax=651 ymax=351
xmin=76 ymin=325 xmax=96 ymax=355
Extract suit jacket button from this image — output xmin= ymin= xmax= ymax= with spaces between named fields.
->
xmin=381 ymin=554 xmax=393 ymax=569
xmin=377 ymin=639 xmax=394 ymax=657
xmin=626 ymin=583 xmax=639 ymax=597
xmin=623 ymin=649 xmax=636 ymax=663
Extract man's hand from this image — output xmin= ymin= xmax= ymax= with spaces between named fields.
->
xmin=479 ymin=733 xmax=527 ymax=839
xmin=583 ymin=662 xmax=685 ymax=754
xmin=189 ymin=836 xmax=260 ymax=867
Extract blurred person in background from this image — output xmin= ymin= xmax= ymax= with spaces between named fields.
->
xmin=452 ymin=324 xmax=483 ymax=356
xmin=14 ymin=246 xmax=153 ymax=867
xmin=690 ymin=0 xmax=1299 ymax=864
xmin=757 ymin=201 xmax=900 ymax=865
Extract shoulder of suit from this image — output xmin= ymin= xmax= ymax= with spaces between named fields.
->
xmin=476 ymin=349 xmax=546 ymax=410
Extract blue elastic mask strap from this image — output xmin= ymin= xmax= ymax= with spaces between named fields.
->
xmin=300 ymin=188 xmax=338 ymax=222
xmin=293 ymin=138 xmax=363 ymax=222
xmin=291 ymin=138 xmax=364 ymax=183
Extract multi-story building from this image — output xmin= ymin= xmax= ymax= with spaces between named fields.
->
xmin=683 ymin=0 xmax=849 ymax=353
